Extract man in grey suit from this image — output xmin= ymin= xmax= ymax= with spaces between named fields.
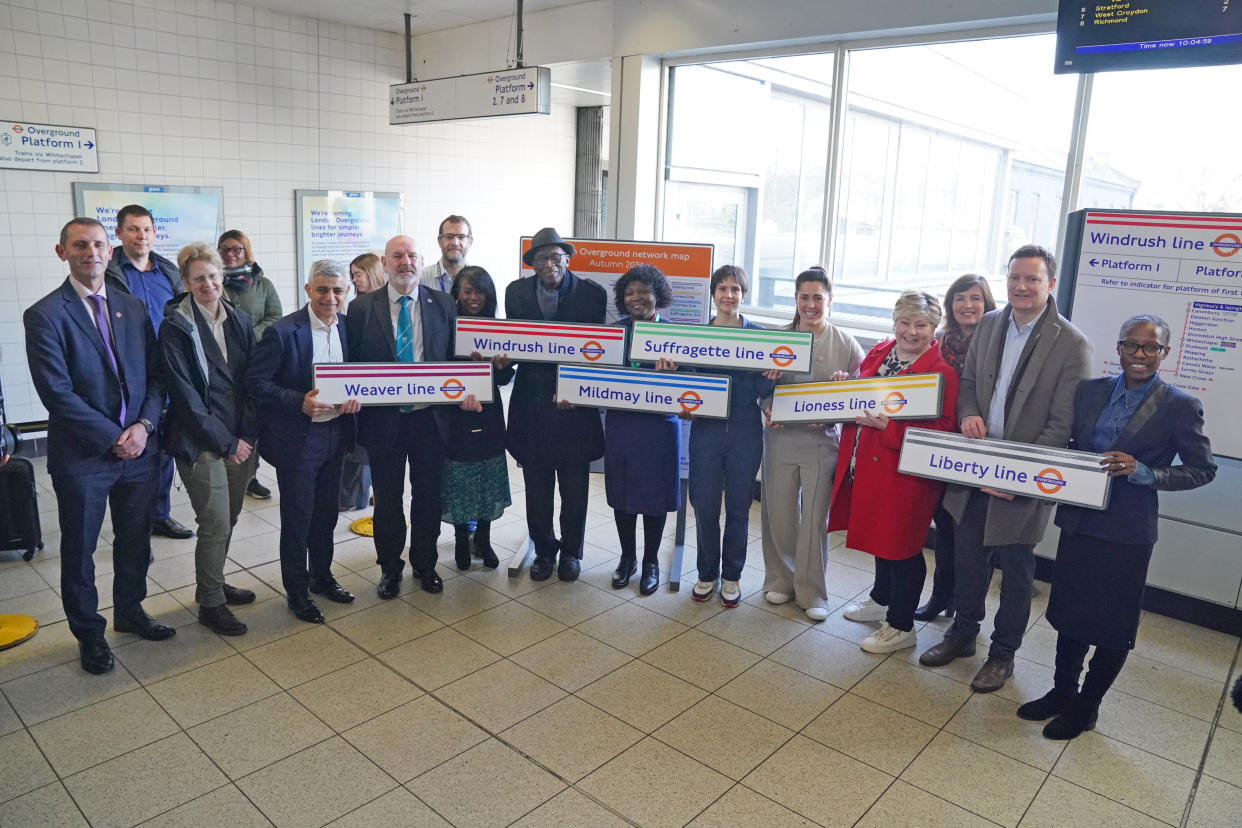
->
xmin=919 ymin=245 xmax=1091 ymax=693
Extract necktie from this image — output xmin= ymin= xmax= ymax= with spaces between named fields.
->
xmin=396 ymin=296 xmax=415 ymax=363
xmin=88 ymin=294 xmax=127 ymax=426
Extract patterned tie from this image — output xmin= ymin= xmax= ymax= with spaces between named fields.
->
xmin=396 ymin=296 xmax=415 ymax=412
xmin=88 ymin=294 xmax=127 ymax=426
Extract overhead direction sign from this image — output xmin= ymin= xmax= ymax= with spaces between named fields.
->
xmin=556 ymin=365 xmax=731 ymax=419
xmin=390 ymin=67 xmax=551 ymax=125
xmin=313 ymin=362 xmax=494 ymax=406
xmin=1 ymin=121 xmax=98 ymax=172
xmin=770 ymin=374 xmax=944 ymax=423
xmin=628 ymin=320 xmax=812 ymax=373
xmin=454 ymin=317 xmax=626 ymax=366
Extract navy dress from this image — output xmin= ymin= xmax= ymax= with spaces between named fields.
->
xmin=604 ymin=316 xmax=682 ymax=514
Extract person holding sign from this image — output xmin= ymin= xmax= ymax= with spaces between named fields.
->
xmin=831 ymin=291 xmax=960 ymax=653
xmin=689 ymin=266 xmax=775 ymax=608
xmin=920 ymin=245 xmax=1091 ymax=694
xmin=761 ymin=266 xmax=865 ymax=622
xmin=339 ymin=252 xmax=385 ymax=511
xmin=1017 ymin=315 xmax=1215 ymax=740
xmin=605 ymin=265 xmax=681 ymax=595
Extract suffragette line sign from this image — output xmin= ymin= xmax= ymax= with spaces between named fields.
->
xmin=556 ymin=365 xmax=731 ymax=419
xmin=628 ymin=320 xmax=812 ymax=373
xmin=454 ymin=318 xmax=627 ymax=366
xmin=897 ymin=428 xmax=1111 ymax=510
xmin=313 ymin=362 xmax=493 ymax=406
xmin=770 ymin=374 xmax=944 ymax=424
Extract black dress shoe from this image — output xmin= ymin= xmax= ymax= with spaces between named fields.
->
xmin=79 ymin=639 xmax=115 ymax=674
xmin=222 ymin=583 xmax=256 ymax=605
xmin=288 ymin=595 xmax=325 ymax=624
xmin=114 ymin=608 xmax=177 ymax=641
xmin=1017 ymin=687 xmax=1076 ymax=721
xmin=246 ymin=478 xmax=272 ymax=499
xmin=414 ymin=569 xmax=444 ymax=594
xmin=151 ymin=517 xmax=194 ymax=539
xmin=638 ymin=561 xmax=660 ymax=595
xmin=557 ymin=554 xmax=581 ymax=582
xmin=309 ymin=577 xmax=355 ymax=603
xmin=199 ymin=604 xmax=247 ymax=636
xmin=913 ymin=596 xmax=954 ymax=621
xmin=377 ymin=572 xmax=401 ymax=600
xmin=1043 ymin=697 xmax=1099 ymax=740
xmin=530 ymin=555 xmax=556 ymax=582
xmin=612 ymin=558 xmax=637 ymax=589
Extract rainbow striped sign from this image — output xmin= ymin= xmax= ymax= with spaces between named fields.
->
xmin=628 ymin=320 xmax=812 ymax=373
xmin=454 ymin=318 xmax=625 ymax=366
xmin=556 ymin=365 xmax=731 ymax=418
xmin=313 ymin=362 xmax=494 ymax=406
xmin=770 ymin=373 xmax=943 ymax=424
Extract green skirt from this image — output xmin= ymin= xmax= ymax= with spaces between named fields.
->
xmin=440 ymin=453 xmax=512 ymax=524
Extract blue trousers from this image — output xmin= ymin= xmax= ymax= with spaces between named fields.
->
xmin=275 ymin=420 xmax=346 ymax=599
xmin=689 ymin=420 xmax=762 ymax=582
xmin=151 ymin=450 xmax=174 ymax=520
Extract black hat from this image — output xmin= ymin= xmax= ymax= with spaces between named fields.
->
xmin=523 ymin=227 xmax=575 ymax=266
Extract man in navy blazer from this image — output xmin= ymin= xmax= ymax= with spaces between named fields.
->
xmin=24 ymin=218 xmax=174 ymax=675
xmin=345 ymin=235 xmax=460 ymax=598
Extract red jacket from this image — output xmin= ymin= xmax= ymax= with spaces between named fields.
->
xmin=826 ymin=339 xmax=959 ymax=560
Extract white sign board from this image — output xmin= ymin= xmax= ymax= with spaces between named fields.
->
xmin=898 ymin=428 xmax=1111 ymax=510
xmin=73 ymin=183 xmax=224 ymax=258
xmin=455 ymin=317 xmax=627 ymax=366
xmin=557 ymin=365 xmax=731 ymax=419
xmin=1 ymin=121 xmax=98 ymax=172
xmin=390 ymin=67 xmax=551 ymax=125
xmin=770 ymin=374 xmax=944 ymax=424
xmin=313 ymin=362 xmax=493 ymax=406
xmin=295 ymin=190 xmax=401 ymax=298
xmin=628 ymin=320 xmax=813 ymax=373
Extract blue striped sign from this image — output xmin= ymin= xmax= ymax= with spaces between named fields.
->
xmin=556 ymin=365 xmax=731 ymax=418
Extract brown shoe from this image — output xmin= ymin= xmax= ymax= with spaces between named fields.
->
xmin=199 ymin=604 xmax=247 ymax=636
xmin=970 ymin=657 xmax=1014 ymax=693
xmin=918 ymin=633 xmax=976 ymax=667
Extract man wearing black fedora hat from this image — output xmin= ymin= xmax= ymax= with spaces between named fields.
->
xmin=504 ymin=227 xmax=607 ymax=581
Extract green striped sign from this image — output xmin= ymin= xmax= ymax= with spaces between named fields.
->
xmin=629 ymin=320 xmax=812 ymax=373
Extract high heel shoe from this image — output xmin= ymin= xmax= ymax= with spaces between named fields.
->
xmin=913 ymin=596 xmax=953 ymax=621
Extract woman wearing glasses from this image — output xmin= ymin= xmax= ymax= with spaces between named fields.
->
xmin=218 ymin=230 xmax=282 ymax=500
xmin=1017 ymin=315 xmax=1215 ymax=740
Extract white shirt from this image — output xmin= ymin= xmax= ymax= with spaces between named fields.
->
xmin=69 ymin=278 xmax=114 ymax=341
xmin=419 ymin=260 xmax=455 ymax=293
xmin=986 ymin=313 xmax=1036 ymax=439
xmin=309 ymin=310 xmax=343 ymax=422
xmin=194 ymin=300 xmax=229 ymax=363
xmin=386 ymin=283 xmax=424 ymax=362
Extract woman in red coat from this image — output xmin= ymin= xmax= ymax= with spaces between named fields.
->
xmin=829 ymin=290 xmax=959 ymax=654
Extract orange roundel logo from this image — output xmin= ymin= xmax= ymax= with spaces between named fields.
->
xmin=678 ymin=391 xmax=703 ymax=412
xmin=881 ymin=391 xmax=908 ymax=414
xmin=12 ymin=124 xmax=23 ymax=133
xmin=1034 ymin=467 xmax=1067 ymax=495
xmin=580 ymin=340 xmax=605 ymax=361
xmin=440 ymin=378 xmax=465 ymax=400
xmin=770 ymin=345 xmax=795 ymax=367
xmin=1211 ymin=233 xmax=1242 ymax=257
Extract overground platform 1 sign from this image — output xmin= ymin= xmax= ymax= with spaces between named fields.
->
xmin=770 ymin=374 xmax=944 ymax=424
xmin=1 ymin=121 xmax=97 ymax=172
xmin=454 ymin=318 xmax=626 ymax=366
xmin=898 ymin=428 xmax=1111 ymax=510
xmin=313 ymin=362 xmax=493 ymax=406
xmin=628 ymin=320 xmax=812 ymax=373
xmin=556 ymin=365 xmax=730 ymax=419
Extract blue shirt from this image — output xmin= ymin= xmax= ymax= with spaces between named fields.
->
xmin=120 ymin=257 xmax=175 ymax=335
xmin=986 ymin=314 xmax=1035 ymax=439
xmin=1092 ymin=372 xmax=1157 ymax=486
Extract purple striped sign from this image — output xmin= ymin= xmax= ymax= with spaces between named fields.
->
xmin=313 ymin=362 xmax=493 ymax=405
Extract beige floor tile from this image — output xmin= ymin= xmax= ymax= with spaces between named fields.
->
xmin=409 ymin=738 xmax=565 ymax=825
xmin=802 ymin=692 xmax=938 ymax=776
xmin=694 ymin=601 xmax=807 ymax=656
xmin=244 ymin=624 xmax=368 ymax=688
xmin=741 ymin=589 xmax=836 ymax=625
xmin=378 ymin=626 xmax=500 ymax=690
xmin=501 ymin=695 xmax=643 ymax=782
xmin=220 ymin=597 xmax=309 ymax=652
xmin=1094 ymin=689 xmax=1212 ymax=769
xmin=577 ymin=559 xmax=637 ymax=596
xmin=2 ymin=658 xmax=139 ymax=726
xmin=1188 ymin=774 xmax=1242 ymax=828
xmin=112 ymin=622 xmax=235 ymax=684
xmin=462 ymin=561 xmax=556 ymax=598
xmin=342 ymin=696 xmax=488 ymax=782
xmin=945 ymin=693 xmax=1067 ymax=772
xmin=1110 ymin=650 xmax=1225 ymax=722
xmin=0 ymin=694 xmax=20 ymax=737
xmin=0 ymin=729 xmax=57 ymax=803
xmin=1053 ymin=730 xmax=1196 ymax=825
xmin=688 ymin=784 xmax=817 ymax=827
xmin=1132 ymin=612 xmax=1238 ymax=681
xmin=510 ymin=628 xmax=631 ymax=692
xmin=575 ymin=600 xmax=689 ymax=657
xmin=146 ymin=654 xmax=281 ymax=728
xmin=1205 ymin=725 xmax=1242 ymax=789
xmin=577 ymin=659 xmax=707 ymax=732
xmin=742 ymin=735 xmax=892 ymax=827
xmin=579 ymin=737 xmax=733 ymax=828
xmin=901 ymin=732 xmax=1045 ymax=828
xmin=400 ymin=576 xmax=509 ymax=624
xmin=654 ymin=695 xmax=794 ymax=780
xmin=289 ymin=659 xmax=422 ymax=732
xmin=452 ymin=600 xmax=566 ymax=656
xmin=516 ymin=579 xmax=626 ymax=626
xmin=2 ymin=587 xmax=65 ymax=626
xmin=856 ymin=779 xmax=999 ymax=827
xmin=852 ymin=657 xmax=973 ymax=727
xmin=717 ymin=659 xmax=843 ymax=730
xmin=640 ymin=629 xmax=759 ymax=691
xmin=434 ymin=658 xmax=565 ymax=732
xmin=633 ymin=581 xmax=727 ymax=626
xmin=331 ymin=787 xmax=452 ymax=827
xmin=143 ymin=784 xmax=272 ymax=827
xmin=30 ymin=688 xmax=179 ymax=777
xmin=768 ymin=627 xmax=886 ymax=689
xmin=0 ymin=562 xmax=57 ymax=602
xmin=510 ymin=787 xmax=632 ymax=827
xmin=327 ymin=599 xmax=443 ymax=655
xmin=62 ymin=733 xmax=227 ymax=828
xmin=237 ymin=736 xmax=396 ymax=826
xmin=0 ymin=782 xmax=87 ymax=827
xmin=188 ymin=693 xmax=332 ymax=779
xmin=1019 ymin=775 xmax=1167 ymax=828
xmin=0 ymin=618 xmax=79 ymax=683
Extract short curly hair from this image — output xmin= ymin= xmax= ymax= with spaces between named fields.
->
xmin=613 ymin=264 xmax=673 ymax=318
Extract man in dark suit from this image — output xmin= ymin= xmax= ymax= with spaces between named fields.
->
xmin=24 ymin=218 xmax=175 ymax=675
xmin=345 ymin=235 xmax=459 ymax=598
xmin=249 ymin=260 xmax=361 ymax=622
xmin=505 ymin=227 xmax=607 ymax=582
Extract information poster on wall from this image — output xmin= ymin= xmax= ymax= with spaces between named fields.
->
xmin=72 ymin=183 xmax=224 ymax=258
xmin=518 ymin=237 xmax=714 ymax=324
xmin=295 ymin=190 xmax=402 ymax=289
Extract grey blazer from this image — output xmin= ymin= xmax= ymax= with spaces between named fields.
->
xmin=942 ymin=295 xmax=1093 ymax=545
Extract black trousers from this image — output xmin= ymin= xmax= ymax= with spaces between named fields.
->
xmin=928 ymin=503 xmax=955 ymax=603
xmin=523 ymin=461 xmax=590 ymax=560
xmin=275 ymin=420 xmax=346 ymax=598
xmin=869 ymin=553 xmax=927 ymax=632
xmin=370 ymin=409 xmax=446 ymax=576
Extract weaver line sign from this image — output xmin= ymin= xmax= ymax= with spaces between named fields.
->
xmin=313 ymin=362 xmax=493 ymax=406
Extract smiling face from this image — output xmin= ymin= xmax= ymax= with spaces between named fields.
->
xmin=623 ymin=280 xmax=657 ymax=321
xmin=382 ymin=235 xmax=423 ymax=294
xmin=437 ymin=220 xmax=472 ymax=266
xmin=183 ymin=258 xmax=224 ymax=308
xmin=57 ymin=223 xmax=112 ymax=288
xmin=530 ymin=245 xmax=568 ymax=289
xmin=893 ymin=313 xmax=935 ymax=361
xmin=457 ymin=278 xmax=489 ymax=317
xmin=795 ymin=281 xmax=831 ymax=331
xmin=952 ymin=285 xmax=987 ymax=332
xmin=713 ymin=276 xmax=744 ymax=317
xmin=1117 ymin=322 xmax=1168 ymax=388
xmin=218 ymin=238 xmax=247 ymax=270
xmin=305 ymin=274 xmax=349 ymax=324
xmin=1006 ymin=256 xmax=1054 ymax=324
xmin=116 ymin=213 xmax=155 ymax=262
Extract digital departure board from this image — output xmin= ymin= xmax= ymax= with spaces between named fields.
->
xmin=1055 ymin=1 xmax=1242 ymax=74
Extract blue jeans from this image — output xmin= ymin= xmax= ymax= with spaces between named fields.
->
xmin=689 ymin=420 xmax=762 ymax=582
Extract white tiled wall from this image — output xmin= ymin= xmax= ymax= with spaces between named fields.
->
xmin=0 ymin=0 xmax=579 ymax=423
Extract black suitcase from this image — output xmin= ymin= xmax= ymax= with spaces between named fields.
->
xmin=0 ymin=456 xmax=44 ymax=561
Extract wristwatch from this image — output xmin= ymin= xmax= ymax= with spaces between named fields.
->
xmin=138 ymin=417 xmax=156 ymax=435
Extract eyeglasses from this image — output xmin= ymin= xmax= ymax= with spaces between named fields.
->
xmin=439 ymin=233 xmax=471 ymax=242
xmin=1117 ymin=340 xmax=1166 ymax=357
xmin=532 ymin=252 xmax=567 ymax=265
xmin=218 ymin=245 xmax=245 ymax=256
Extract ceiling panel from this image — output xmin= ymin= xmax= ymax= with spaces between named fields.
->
xmin=239 ymin=0 xmax=590 ymax=35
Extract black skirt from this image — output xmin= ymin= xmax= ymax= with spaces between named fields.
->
xmin=1044 ymin=529 xmax=1154 ymax=650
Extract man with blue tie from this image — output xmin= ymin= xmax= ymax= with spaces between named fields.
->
xmin=24 ymin=218 xmax=174 ymax=674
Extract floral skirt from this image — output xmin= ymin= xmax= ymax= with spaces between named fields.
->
xmin=440 ymin=453 xmax=511 ymax=524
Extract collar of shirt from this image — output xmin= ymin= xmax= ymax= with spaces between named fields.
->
xmin=387 ymin=283 xmax=417 ymax=306
xmin=1109 ymin=371 xmax=1158 ymax=406
xmin=308 ymin=310 xmax=336 ymax=334
xmin=194 ymin=299 xmax=227 ymax=326
xmin=70 ymin=278 xmax=107 ymax=302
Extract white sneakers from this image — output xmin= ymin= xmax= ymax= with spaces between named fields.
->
xmin=764 ymin=591 xmax=792 ymax=605
xmin=860 ymin=622 xmax=917 ymax=653
xmin=720 ymin=580 xmax=741 ymax=608
xmin=843 ymin=599 xmax=887 ymax=622
xmin=805 ymin=607 xmax=828 ymax=622
xmin=691 ymin=580 xmax=717 ymax=602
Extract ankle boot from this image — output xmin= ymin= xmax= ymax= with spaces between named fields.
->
xmin=913 ymin=594 xmax=954 ymax=621
xmin=1017 ymin=685 xmax=1077 ymax=721
xmin=474 ymin=521 xmax=499 ymax=569
xmin=1042 ymin=694 xmax=1099 ymax=740
xmin=453 ymin=524 xmax=472 ymax=570
xmin=613 ymin=556 xmax=637 ymax=589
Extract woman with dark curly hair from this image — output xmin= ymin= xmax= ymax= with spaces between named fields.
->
xmin=607 ymin=265 xmax=680 ymax=595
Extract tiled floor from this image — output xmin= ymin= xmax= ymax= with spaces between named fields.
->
xmin=2 ymin=453 xmax=1241 ymax=826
